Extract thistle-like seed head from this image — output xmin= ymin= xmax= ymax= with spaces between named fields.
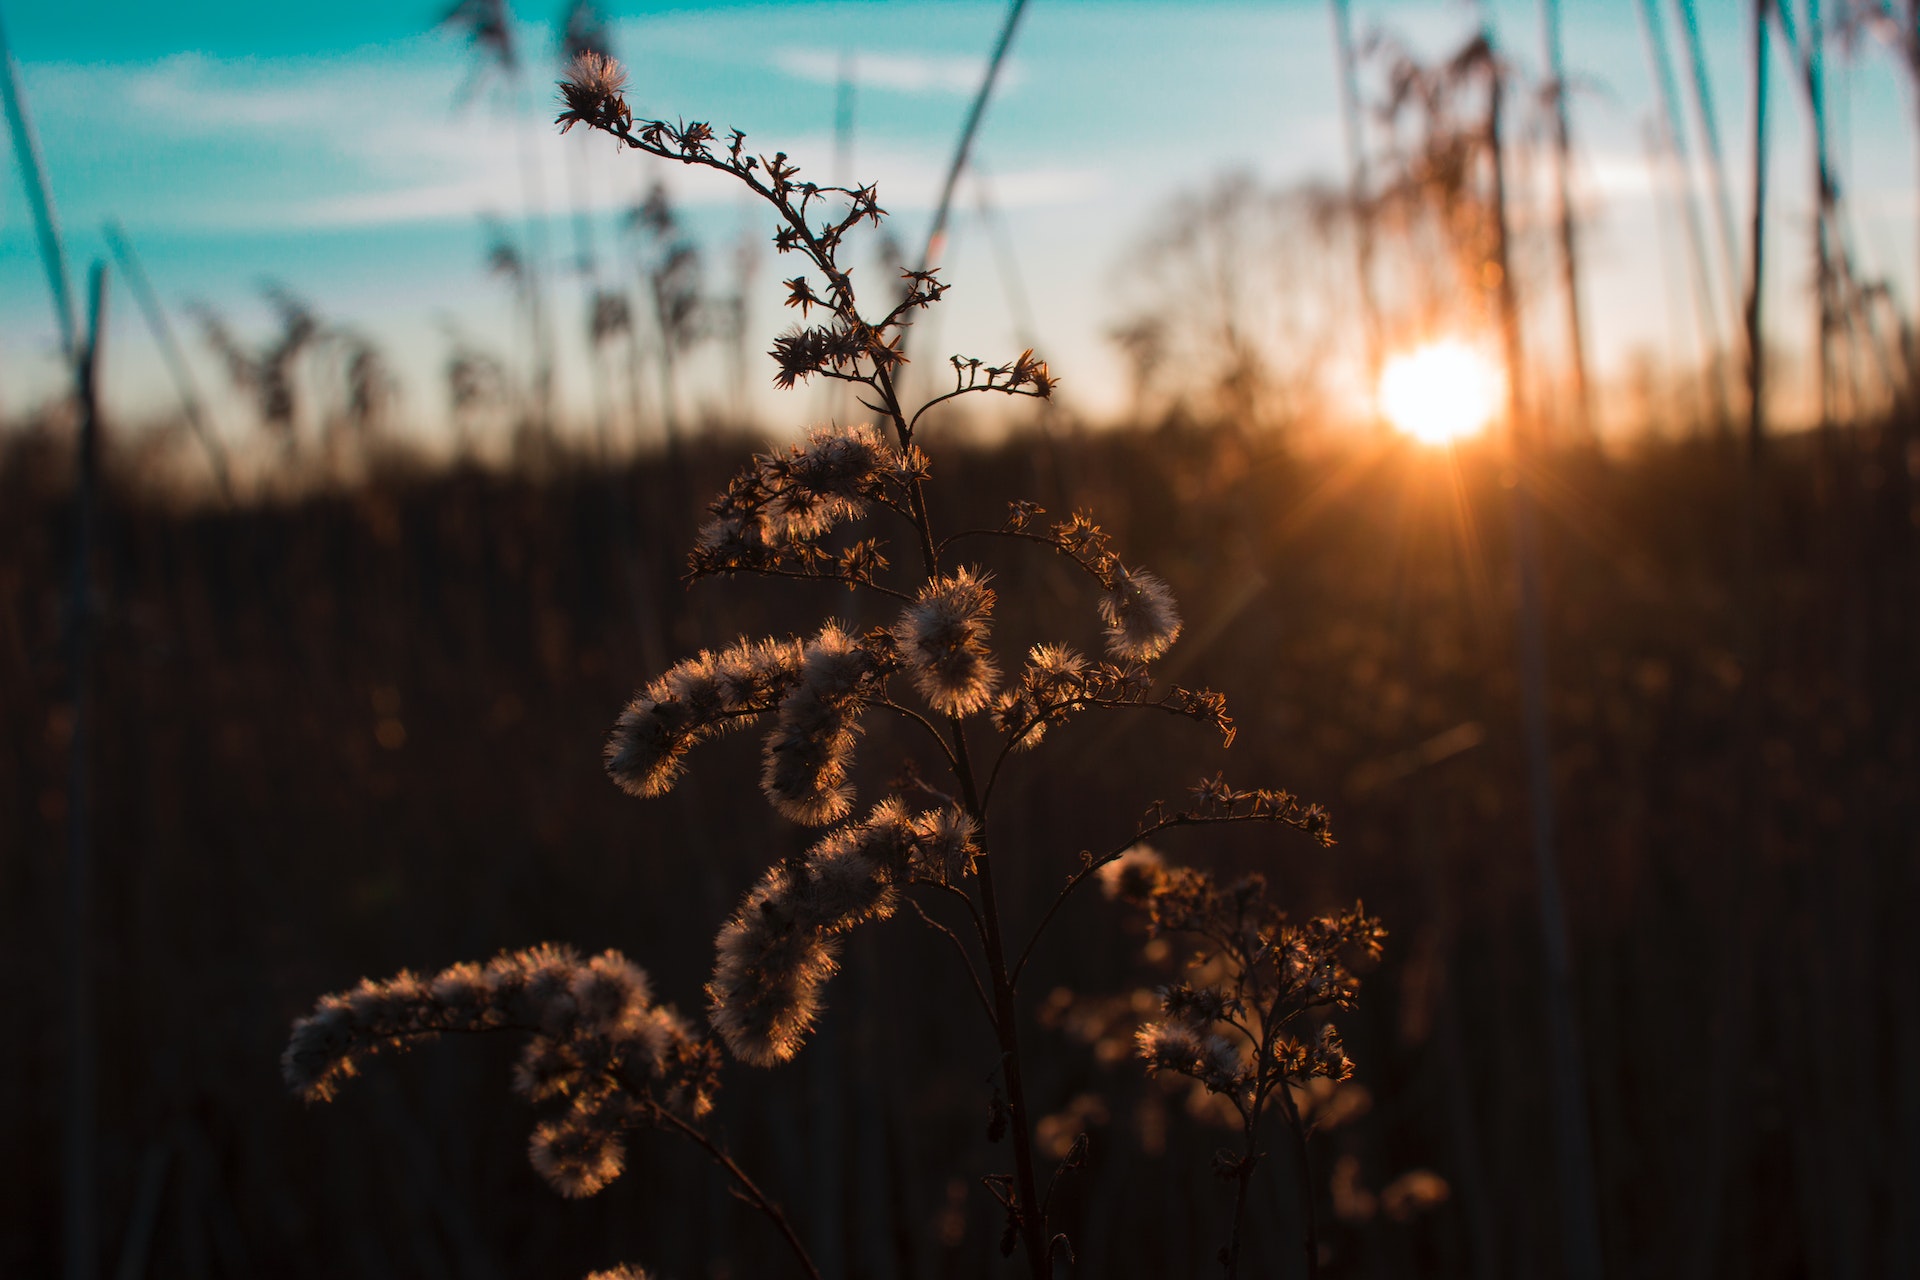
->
xmin=557 ymin=50 xmax=630 ymax=134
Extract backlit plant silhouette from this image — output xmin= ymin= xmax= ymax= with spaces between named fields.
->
xmin=282 ymin=51 xmax=1383 ymax=1280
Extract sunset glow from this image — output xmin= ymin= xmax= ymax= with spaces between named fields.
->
xmin=1378 ymin=341 xmax=1504 ymax=445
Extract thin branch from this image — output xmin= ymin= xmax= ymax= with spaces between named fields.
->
xmin=907 ymin=379 xmax=1050 ymax=433
xmin=689 ymin=563 xmax=914 ymax=601
xmin=937 ymin=526 xmax=1113 ymax=589
xmin=875 ymin=697 xmax=961 ymax=770
xmin=903 ymin=890 xmax=996 ymax=1028
xmin=1010 ymin=807 xmax=1326 ymax=986
xmin=979 ymin=692 xmax=1233 ymax=815
xmin=1273 ymin=1079 xmax=1322 ymax=1280
xmin=653 ymin=1108 xmax=823 ymax=1280
xmin=1010 ymin=832 xmax=1149 ymax=987
xmin=919 ymin=877 xmax=992 ymax=954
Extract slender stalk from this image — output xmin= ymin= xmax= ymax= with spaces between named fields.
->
xmin=0 ymin=7 xmax=77 ymax=355
xmin=1676 ymin=0 xmax=1747 ymax=325
xmin=512 ymin=96 xmax=557 ymax=435
xmin=1487 ymin=51 xmax=1605 ymax=1280
xmin=1685 ymin=17 xmax=1771 ymax=1276
xmin=1540 ymin=0 xmax=1593 ymax=443
xmin=104 ymin=222 xmax=235 ymax=503
xmin=971 ymin=853 xmax=1051 ymax=1279
xmin=1328 ymin=0 xmax=1382 ymax=413
xmin=1639 ymin=0 xmax=1735 ymax=428
xmin=1748 ymin=0 xmax=1771 ymax=459
xmin=655 ymin=1109 xmax=823 ymax=1280
xmin=1273 ymin=1081 xmax=1319 ymax=1280
xmin=1221 ymin=1103 xmax=1262 ymax=1280
xmin=873 ymin=363 xmax=1051 ymax=1280
xmin=63 ymin=263 xmax=109 ymax=1280
xmin=10 ymin=18 xmax=102 ymax=1269
xmin=914 ymin=0 xmax=1030 ymax=277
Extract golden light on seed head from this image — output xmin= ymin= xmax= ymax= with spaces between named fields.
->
xmin=1378 ymin=340 xmax=1504 ymax=445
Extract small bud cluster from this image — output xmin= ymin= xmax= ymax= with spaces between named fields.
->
xmin=283 ymin=946 xmax=720 ymax=1198
xmin=690 ymin=423 xmax=924 ymax=587
xmin=1105 ymin=858 xmax=1384 ymax=1117
xmin=771 ymin=320 xmax=906 ymax=389
xmin=991 ymin=645 xmax=1234 ymax=750
xmin=1170 ymin=773 xmax=1335 ymax=843
xmin=944 ymin=348 xmax=1058 ymax=399
xmin=709 ymin=799 xmax=978 ymax=1065
xmin=894 ymin=567 xmax=1001 ymax=717
xmin=1137 ymin=1004 xmax=1248 ymax=1099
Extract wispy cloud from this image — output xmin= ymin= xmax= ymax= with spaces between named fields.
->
xmin=774 ymin=48 xmax=1021 ymax=96
xmin=29 ymin=46 xmax=1085 ymax=233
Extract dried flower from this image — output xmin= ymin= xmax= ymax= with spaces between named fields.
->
xmin=557 ymin=50 xmax=631 ymax=134
xmin=283 ymin=945 xmax=717 ymax=1199
xmin=894 ymin=567 xmax=1001 ymax=717
xmin=706 ymin=797 xmax=964 ymax=1064
xmin=708 ymin=886 xmax=842 ymax=1067
xmin=530 ymin=1116 xmax=626 ymax=1197
xmin=760 ymin=622 xmax=885 ymax=824
xmin=910 ymin=804 xmax=980 ymax=884
xmin=1099 ymin=566 xmax=1183 ymax=660
xmin=1117 ymin=861 xmax=1383 ymax=1145
xmin=605 ymin=638 xmax=805 ymax=798
xmin=1097 ymin=842 xmax=1167 ymax=901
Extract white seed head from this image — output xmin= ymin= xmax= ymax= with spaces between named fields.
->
xmin=1099 ymin=566 xmax=1182 ymax=661
xmin=893 ymin=567 xmax=1000 ymax=717
xmin=529 ymin=1116 xmax=625 ymax=1198
xmin=1097 ymin=843 xmax=1167 ymax=902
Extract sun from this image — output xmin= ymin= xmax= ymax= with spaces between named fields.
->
xmin=1377 ymin=340 xmax=1504 ymax=445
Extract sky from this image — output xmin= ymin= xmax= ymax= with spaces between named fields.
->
xmin=2 ymin=0 xmax=1916 ymax=457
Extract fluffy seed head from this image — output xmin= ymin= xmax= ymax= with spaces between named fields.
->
xmin=760 ymin=623 xmax=875 ymax=824
xmin=1099 ymin=566 xmax=1182 ymax=661
xmin=556 ymin=51 xmax=630 ymax=134
xmin=1098 ymin=843 xmax=1168 ymax=903
xmin=529 ymin=1116 xmax=625 ymax=1197
xmin=708 ymin=900 xmax=842 ymax=1066
xmin=911 ymin=805 xmax=980 ymax=884
xmin=800 ymin=827 xmax=899 ymax=931
xmin=606 ymin=639 xmax=804 ymax=799
xmin=1136 ymin=1020 xmax=1207 ymax=1075
xmin=760 ymin=423 xmax=891 ymax=537
xmin=894 ymin=567 xmax=1000 ymax=717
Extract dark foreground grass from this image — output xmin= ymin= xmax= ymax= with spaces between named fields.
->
xmin=1 ymin=416 xmax=1914 ymax=1279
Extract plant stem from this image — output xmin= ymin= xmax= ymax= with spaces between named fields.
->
xmin=972 ymin=851 xmax=1051 ymax=1279
xmin=1221 ymin=1103 xmax=1263 ymax=1280
xmin=878 ymin=366 xmax=1050 ymax=1279
xmin=1275 ymin=1083 xmax=1320 ymax=1280
xmin=657 ymin=1110 xmax=823 ymax=1280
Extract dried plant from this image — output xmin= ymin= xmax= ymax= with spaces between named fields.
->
xmin=284 ymin=54 xmax=1380 ymax=1280
xmin=193 ymin=286 xmax=320 ymax=446
xmin=193 ymin=286 xmax=395 ymax=471
xmin=1104 ymin=846 xmax=1384 ymax=1277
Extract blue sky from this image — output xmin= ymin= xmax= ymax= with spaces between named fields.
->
xmin=2 ymin=0 xmax=1915 ymax=455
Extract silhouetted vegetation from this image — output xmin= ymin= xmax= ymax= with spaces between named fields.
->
xmin=3 ymin=405 xmax=1914 ymax=1276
